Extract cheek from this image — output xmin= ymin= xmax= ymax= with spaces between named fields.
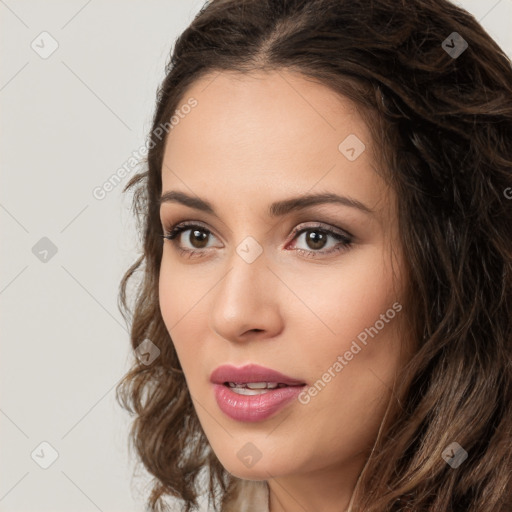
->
xmin=158 ymin=258 xmax=215 ymax=383
xmin=158 ymin=259 xmax=196 ymax=358
xmin=158 ymin=262 xmax=178 ymax=330
xmin=291 ymin=245 xmax=400 ymax=343
xmin=293 ymin=245 xmax=405 ymax=402
xmin=158 ymin=252 xmax=200 ymax=327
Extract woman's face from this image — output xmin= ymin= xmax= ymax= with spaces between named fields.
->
xmin=158 ymin=70 xmax=410 ymax=503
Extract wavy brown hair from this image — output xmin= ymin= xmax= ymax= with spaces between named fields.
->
xmin=115 ymin=0 xmax=512 ymax=510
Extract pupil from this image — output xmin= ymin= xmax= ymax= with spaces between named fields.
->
xmin=190 ymin=229 xmax=208 ymax=248
xmin=307 ymin=230 xmax=326 ymax=250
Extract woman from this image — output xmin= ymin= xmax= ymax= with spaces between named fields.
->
xmin=116 ymin=0 xmax=512 ymax=510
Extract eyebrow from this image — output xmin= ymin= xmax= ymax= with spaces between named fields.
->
xmin=159 ymin=190 xmax=374 ymax=218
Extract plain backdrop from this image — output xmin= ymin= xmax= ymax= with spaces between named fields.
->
xmin=1 ymin=1 xmax=511 ymax=511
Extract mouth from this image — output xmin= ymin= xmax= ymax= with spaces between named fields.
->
xmin=222 ymin=381 xmax=304 ymax=395
xmin=212 ymin=382 xmax=306 ymax=422
xmin=210 ymin=364 xmax=307 ymax=422
xmin=210 ymin=363 xmax=306 ymax=387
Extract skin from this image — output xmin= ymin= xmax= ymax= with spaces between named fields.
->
xmin=158 ymin=69 xmax=411 ymax=512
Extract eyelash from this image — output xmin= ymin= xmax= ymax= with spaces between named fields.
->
xmin=161 ymin=220 xmax=353 ymax=260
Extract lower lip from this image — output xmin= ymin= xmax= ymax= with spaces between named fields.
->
xmin=212 ymin=383 xmax=305 ymax=422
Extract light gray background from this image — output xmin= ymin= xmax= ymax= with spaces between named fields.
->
xmin=1 ymin=1 xmax=511 ymax=511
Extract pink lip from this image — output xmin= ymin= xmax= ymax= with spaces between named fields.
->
xmin=210 ymin=363 xmax=306 ymax=386
xmin=210 ymin=364 xmax=306 ymax=422
xmin=212 ymin=384 xmax=304 ymax=422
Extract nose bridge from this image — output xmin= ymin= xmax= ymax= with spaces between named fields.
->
xmin=209 ymin=237 xmax=282 ymax=339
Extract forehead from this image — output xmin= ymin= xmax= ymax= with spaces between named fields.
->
xmin=165 ymin=70 xmax=370 ymax=162
xmin=161 ymin=70 xmax=391 ymax=221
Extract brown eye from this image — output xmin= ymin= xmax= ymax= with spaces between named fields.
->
xmin=187 ymin=228 xmax=210 ymax=249
xmin=289 ymin=224 xmax=353 ymax=259
xmin=163 ymin=223 xmax=215 ymax=250
xmin=162 ymin=221 xmax=353 ymax=260
xmin=303 ymin=230 xmax=328 ymax=250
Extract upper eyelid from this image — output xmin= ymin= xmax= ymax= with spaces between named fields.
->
xmin=159 ymin=203 xmax=363 ymax=238
xmin=164 ymin=219 xmax=353 ymax=242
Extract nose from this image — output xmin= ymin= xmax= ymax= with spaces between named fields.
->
xmin=209 ymin=248 xmax=284 ymax=343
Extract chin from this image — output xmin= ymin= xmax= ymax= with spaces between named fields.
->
xmin=222 ymin=461 xmax=277 ymax=481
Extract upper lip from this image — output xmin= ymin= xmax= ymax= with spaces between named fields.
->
xmin=210 ymin=364 xmax=306 ymax=386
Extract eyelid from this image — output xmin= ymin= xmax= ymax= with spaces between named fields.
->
xmin=165 ymin=219 xmax=220 ymax=240
xmin=289 ymin=221 xmax=353 ymax=242
xmin=161 ymin=218 xmax=354 ymax=261
xmin=161 ymin=219 xmax=353 ymax=245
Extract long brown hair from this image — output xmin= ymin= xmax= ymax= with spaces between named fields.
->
xmin=115 ymin=0 xmax=512 ymax=510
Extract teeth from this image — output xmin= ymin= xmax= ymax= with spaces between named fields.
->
xmin=225 ymin=382 xmax=295 ymax=395
xmin=231 ymin=387 xmax=270 ymax=396
xmin=247 ymin=382 xmax=279 ymax=389
xmin=227 ymin=382 xmax=280 ymax=389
